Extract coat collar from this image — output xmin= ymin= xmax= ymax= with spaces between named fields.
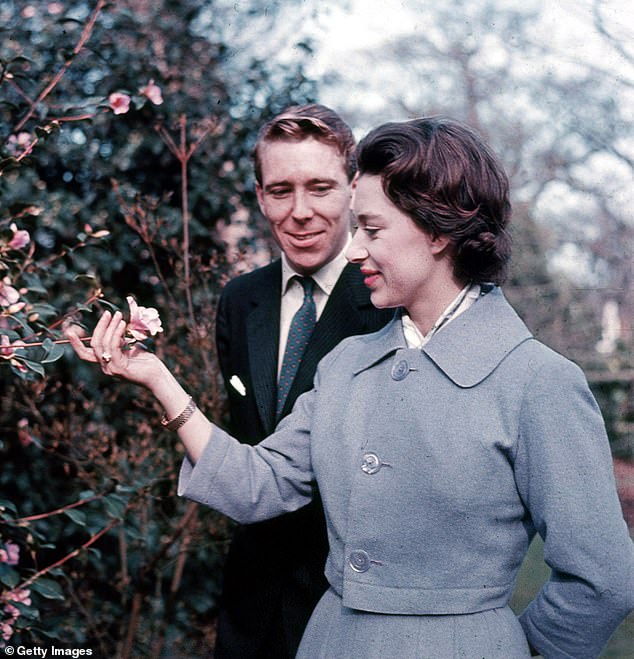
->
xmin=352 ymin=287 xmax=533 ymax=388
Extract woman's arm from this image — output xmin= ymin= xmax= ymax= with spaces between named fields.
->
xmin=515 ymin=355 xmax=634 ymax=658
xmin=67 ymin=309 xmax=316 ymax=521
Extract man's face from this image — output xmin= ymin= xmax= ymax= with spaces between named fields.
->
xmin=255 ymin=137 xmax=353 ymax=275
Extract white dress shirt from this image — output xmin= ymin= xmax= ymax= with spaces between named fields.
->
xmin=278 ymin=238 xmax=352 ymax=379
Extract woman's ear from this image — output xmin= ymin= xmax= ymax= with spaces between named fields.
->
xmin=429 ymin=233 xmax=452 ymax=255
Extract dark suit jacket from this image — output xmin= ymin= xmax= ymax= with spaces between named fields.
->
xmin=214 ymin=259 xmax=392 ymax=659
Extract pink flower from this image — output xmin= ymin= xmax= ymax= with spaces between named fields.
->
xmin=0 ymin=336 xmax=26 ymax=373
xmin=138 ymin=80 xmax=163 ymax=106
xmin=8 ymin=223 xmax=30 ymax=250
xmin=3 ymin=604 xmax=18 ymax=620
xmin=6 ymin=132 xmax=32 ymax=156
xmin=109 ymin=92 xmax=131 ymax=115
xmin=5 ymin=302 xmax=26 ymax=314
xmin=0 ymin=620 xmax=13 ymax=641
xmin=126 ymin=296 xmax=163 ymax=342
xmin=17 ymin=418 xmax=33 ymax=448
xmin=3 ymin=588 xmax=32 ymax=622
xmin=0 ymin=542 xmax=19 ymax=566
xmin=8 ymin=588 xmax=31 ymax=606
xmin=0 ymin=280 xmax=20 ymax=307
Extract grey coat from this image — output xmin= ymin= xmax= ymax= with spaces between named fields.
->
xmin=180 ymin=287 xmax=634 ymax=659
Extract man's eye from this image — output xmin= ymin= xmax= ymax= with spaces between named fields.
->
xmin=269 ymin=188 xmax=290 ymax=198
xmin=309 ymin=183 xmax=333 ymax=195
xmin=363 ymin=226 xmax=380 ymax=236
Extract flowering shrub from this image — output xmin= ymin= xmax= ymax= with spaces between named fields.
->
xmin=0 ymin=0 xmax=314 ymax=655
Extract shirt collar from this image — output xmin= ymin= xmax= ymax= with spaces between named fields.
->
xmin=351 ymin=287 xmax=534 ymax=387
xmin=402 ymin=283 xmax=481 ymax=349
xmin=281 ymin=234 xmax=352 ymax=296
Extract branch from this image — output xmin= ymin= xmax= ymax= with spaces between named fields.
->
xmin=13 ymin=0 xmax=107 ymax=134
xmin=1 ymin=492 xmax=105 ymax=524
xmin=593 ymin=0 xmax=634 ymax=68
xmin=14 ymin=518 xmax=120 ymax=592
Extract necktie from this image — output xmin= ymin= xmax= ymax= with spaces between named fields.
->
xmin=277 ymin=276 xmax=316 ymax=419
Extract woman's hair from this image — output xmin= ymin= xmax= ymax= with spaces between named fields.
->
xmin=253 ymin=103 xmax=357 ymax=184
xmin=356 ymin=117 xmax=512 ymax=284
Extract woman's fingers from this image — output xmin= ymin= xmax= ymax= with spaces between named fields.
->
xmin=89 ymin=310 xmax=111 ymax=358
xmin=101 ymin=311 xmax=121 ymax=351
xmin=99 ymin=314 xmax=127 ymax=372
xmin=65 ymin=326 xmax=99 ymax=363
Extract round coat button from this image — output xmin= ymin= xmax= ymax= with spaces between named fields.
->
xmin=349 ymin=550 xmax=371 ymax=573
xmin=361 ymin=452 xmax=381 ymax=475
xmin=391 ymin=359 xmax=409 ymax=381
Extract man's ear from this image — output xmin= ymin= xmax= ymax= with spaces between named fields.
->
xmin=255 ymin=182 xmax=265 ymax=214
xmin=349 ymin=173 xmax=359 ymax=210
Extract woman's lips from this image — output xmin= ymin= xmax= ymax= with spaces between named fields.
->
xmin=361 ymin=269 xmax=380 ymax=287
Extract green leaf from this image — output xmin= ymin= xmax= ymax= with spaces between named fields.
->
xmin=12 ymin=601 xmax=39 ymax=620
xmin=41 ymin=341 xmax=65 ymax=364
xmin=0 ymin=565 xmax=20 ymax=588
xmin=0 ymin=498 xmax=18 ymax=514
xmin=103 ymin=494 xmax=127 ymax=520
xmin=30 ymin=303 xmax=59 ymax=320
xmin=30 ymin=627 xmax=62 ymax=640
xmin=0 ymin=329 xmax=21 ymax=342
xmin=30 ymin=577 xmax=65 ymax=600
xmin=21 ymin=359 xmax=46 ymax=377
xmin=21 ymin=272 xmax=47 ymax=294
xmin=63 ymin=508 xmax=87 ymax=526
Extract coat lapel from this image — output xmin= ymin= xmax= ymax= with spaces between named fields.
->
xmin=246 ymin=262 xmax=281 ymax=435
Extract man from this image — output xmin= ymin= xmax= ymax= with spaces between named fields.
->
xmin=214 ymin=104 xmax=393 ymax=658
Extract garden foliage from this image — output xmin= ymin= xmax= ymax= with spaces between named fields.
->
xmin=1 ymin=0 xmax=314 ymax=654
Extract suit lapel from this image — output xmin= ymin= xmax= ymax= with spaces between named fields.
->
xmin=246 ymin=262 xmax=281 ymax=435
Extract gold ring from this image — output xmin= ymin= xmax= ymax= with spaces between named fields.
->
xmin=102 ymin=353 xmax=112 ymax=364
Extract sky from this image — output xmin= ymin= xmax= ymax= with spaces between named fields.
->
xmin=301 ymin=0 xmax=634 ymax=123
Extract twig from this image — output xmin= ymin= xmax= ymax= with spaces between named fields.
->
xmin=17 ymin=337 xmax=92 ymax=349
xmin=1 ymin=492 xmax=104 ymax=524
xmin=14 ymin=0 xmax=107 ymax=134
xmin=13 ymin=518 xmax=120 ymax=592
xmin=155 ymin=115 xmax=215 ymax=329
xmin=19 ymin=289 xmax=104 ymax=344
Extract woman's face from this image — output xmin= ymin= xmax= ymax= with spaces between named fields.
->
xmin=347 ymin=175 xmax=450 ymax=317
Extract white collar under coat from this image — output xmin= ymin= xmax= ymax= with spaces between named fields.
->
xmin=351 ymin=286 xmax=534 ymax=388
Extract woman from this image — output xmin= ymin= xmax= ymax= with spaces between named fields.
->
xmin=69 ymin=117 xmax=633 ymax=658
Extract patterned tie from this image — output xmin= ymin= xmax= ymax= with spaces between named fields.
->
xmin=277 ymin=276 xmax=317 ymax=419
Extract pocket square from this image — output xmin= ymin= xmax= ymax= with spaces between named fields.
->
xmin=229 ymin=375 xmax=246 ymax=396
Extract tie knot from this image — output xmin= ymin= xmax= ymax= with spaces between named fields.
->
xmin=297 ymin=276 xmax=315 ymax=298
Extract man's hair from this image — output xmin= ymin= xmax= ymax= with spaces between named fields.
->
xmin=356 ymin=116 xmax=512 ymax=284
xmin=253 ymin=104 xmax=357 ymax=184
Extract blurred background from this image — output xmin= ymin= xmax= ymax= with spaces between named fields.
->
xmin=1 ymin=0 xmax=632 ymax=656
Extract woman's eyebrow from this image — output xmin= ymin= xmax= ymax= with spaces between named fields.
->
xmin=354 ymin=212 xmax=382 ymax=223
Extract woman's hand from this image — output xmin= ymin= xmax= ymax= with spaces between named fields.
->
xmin=67 ymin=309 xmax=213 ymax=462
xmin=66 ymin=310 xmax=165 ymax=390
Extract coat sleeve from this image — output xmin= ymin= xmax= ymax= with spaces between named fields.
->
xmin=177 ymin=382 xmax=317 ymax=524
xmin=514 ymin=356 xmax=634 ymax=659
